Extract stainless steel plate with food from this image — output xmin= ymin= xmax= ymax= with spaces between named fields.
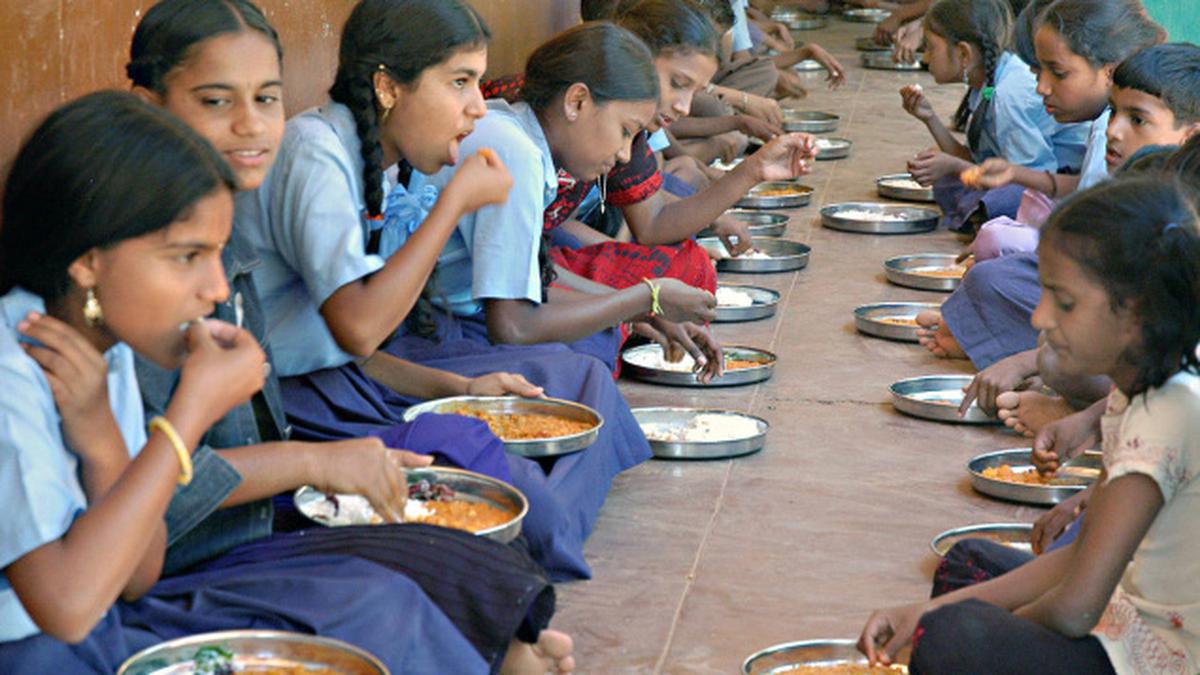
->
xmin=402 ymin=395 xmax=602 ymax=457
xmin=735 ymin=181 xmax=814 ymax=209
xmin=783 ymin=110 xmax=840 ymax=134
xmin=715 ymin=284 xmax=782 ymax=323
xmin=889 ymin=375 xmax=997 ymax=424
xmin=968 ymin=449 xmax=1102 ymax=506
xmin=883 ymin=253 xmax=966 ymax=291
xmin=703 ymin=209 xmax=790 ymax=238
xmin=930 ymin=523 xmax=1034 ymax=557
xmin=744 ymin=639 xmax=909 ymax=674
xmin=793 ymin=58 xmax=827 ymax=72
xmin=699 ymin=237 xmax=812 ymax=273
xmin=844 ymin=7 xmax=891 ymax=22
xmin=621 ymin=343 xmax=776 ymax=387
xmin=783 ymin=14 xmax=828 ymax=31
xmin=635 ymin=407 xmax=769 ymax=459
xmin=814 ymin=137 xmax=852 ymax=160
xmin=118 ymin=630 xmax=388 ymax=675
xmin=293 ymin=466 xmax=527 ymax=543
xmin=853 ymin=301 xmax=941 ymax=342
xmin=876 ymin=173 xmax=935 ymax=202
xmin=821 ymin=202 xmax=939 ymax=234
xmin=861 ymin=51 xmax=924 ymax=70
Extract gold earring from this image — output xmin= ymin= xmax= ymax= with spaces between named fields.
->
xmin=83 ymin=288 xmax=104 ymax=326
xmin=380 ymin=104 xmax=392 ymax=125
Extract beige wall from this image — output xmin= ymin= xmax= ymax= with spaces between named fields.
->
xmin=0 ymin=0 xmax=578 ymax=180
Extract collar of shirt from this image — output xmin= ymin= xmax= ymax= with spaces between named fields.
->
xmin=498 ymin=99 xmax=559 ymax=208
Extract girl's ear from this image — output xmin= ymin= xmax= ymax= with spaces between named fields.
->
xmin=1101 ymin=62 xmax=1118 ymax=85
xmin=562 ymin=82 xmax=591 ymax=122
xmin=131 ymin=85 xmax=163 ymax=106
xmin=373 ymin=70 xmax=401 ymax=111
xmin=1181 ymin=122 xmax=1200 ymax=142
xmin=67 ymin=249 xmax=102 ymax=291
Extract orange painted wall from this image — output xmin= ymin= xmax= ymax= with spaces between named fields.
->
xmin=0 ymin=0 xmax=578 ymax=180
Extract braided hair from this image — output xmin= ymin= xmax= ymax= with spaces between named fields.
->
xmin=926 ymin=0 xmax=1013 ymax=131
xmin=329 ymin=0 xmax=490 ymax=218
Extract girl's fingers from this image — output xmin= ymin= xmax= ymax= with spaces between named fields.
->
xmin=20 ymin=343 xmax=81 ymax=384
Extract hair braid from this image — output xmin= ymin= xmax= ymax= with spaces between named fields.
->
xmin=331 ymin=75 xmax=386 ymax=217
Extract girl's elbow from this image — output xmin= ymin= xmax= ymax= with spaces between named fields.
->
xmin=331 ymin=326 xmax=379 ymax=358
xmin=32 ymin=602 xmax=105 ymax=644
xmin=488 ymin=320 xmax=530 ymax=345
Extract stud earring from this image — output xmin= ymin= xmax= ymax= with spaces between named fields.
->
xmin=83 ymin=288 xmax=104 ymax=326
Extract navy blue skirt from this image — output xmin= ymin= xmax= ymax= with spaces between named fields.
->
xmin=940 ymin=252 xmax=1042 ymax=369
xmin=0 ymin=554 xmax=487 ymax=673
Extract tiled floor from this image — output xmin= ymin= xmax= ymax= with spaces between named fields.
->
xmin=552 ymin=19 xmax=1046 ymax=674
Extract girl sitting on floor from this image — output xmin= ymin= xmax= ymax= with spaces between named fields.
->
xmin=0 ymin=90 xmax=486 ymax=674
xmin=859 ymin=175 xmax=1200 ymax=675
xmin=124 ymin=4 xmax=573 ymax=672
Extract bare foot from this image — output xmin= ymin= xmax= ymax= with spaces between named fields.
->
xmin=915 ymin=310 xmax=966 ymax=359
xmin=500 ymin=630 xmax=575 ymax=675
xmin=995 ymin=390 xmax=1075 ymax=437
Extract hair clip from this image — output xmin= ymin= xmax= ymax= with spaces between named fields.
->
xmin=981 ymin=86 xmax=995 ymax=102
xmin=1163 ymin=222 xmax=1181 ymax=234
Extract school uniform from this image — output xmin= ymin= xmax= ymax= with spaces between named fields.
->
xmin=247 ymin=102 xmax=648 ymax=579
xmin=0 ymin=287 xmax=484 ymax=674
xmin=934 ymin=52 xmax=1091 ymax=231
xmin=134 ymin=231 xmax=556 ymax=672
xmin=939 ymin=110 xmax=1111 ymax=369
xmin=911 ymin=371 xmax=1200 ymax=674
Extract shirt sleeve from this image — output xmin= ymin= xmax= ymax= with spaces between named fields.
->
xmin=992 ymin=63 xmax=1058 ymax=172
xmin=1105 ymin=379 xmax=1197 ymax=503
xmin=267 ymin=125 xmax=386 ymax=308
xmin=0 ymin=343 xmax=81 ymax=570
xmin=458 ymin=119 xmax=546 ymax=304
xmin=607 ymin=131 xmax=663 ymax=207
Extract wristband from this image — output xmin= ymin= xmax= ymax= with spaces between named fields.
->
xmin=148 ymin=415 xmax=193 ymax=485
xmin=641 ymin=278 xmax=663 ymax=317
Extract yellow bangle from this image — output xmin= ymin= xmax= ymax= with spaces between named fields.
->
xmin=641 ymin=278 xmax=663 ymax=317
xmin=148 ymin=416 xmax=192 ymax=485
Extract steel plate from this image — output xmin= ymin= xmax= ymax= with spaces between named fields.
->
xmin=783 ymin=110 xmax=840 ymax=134
xmin=621 ymin=344 xmax=776 ymax=387
xmin=402 ymin=395 xmax=601 ymax=457
xmin=844 ymin=7 xmax=891 ymax=22
xmin=853 ymin=302 xmax=941 ymax=342
xmin=744 ymin=639 xmax=908 ymax=674
xmin=861 ymin=51 xmax=924 ymax=70
xmin=735 ymin=181 xmax=814 ymax=209
xmin=635 ymin=407 xmax=769 ymax=459
xmin=889 ymin=375 xmax=997 ymax=424
xmin=702 ymin=209 xmax=790 ymax=238
xmin=883 ymin=253 xmax=965 ymax=291
xmin=815 ymin=137 xmax=852 ymax=160
xmin=699 ymin=237 xmax=812 ymax=273
xmin=930 ymin=523 xmax=1035 ymax=557
xmin=876 ymin=173 xmax=935 ymax=202
xmin=119 ymin=630 xmax=388 ymax=675
xmin=821 ymin=202 xmax=939 ymax=234
xmin=715 ymin=284 xmax=782 ymax=322
xmin=968 ymin=449 xmax=1101 ymax=506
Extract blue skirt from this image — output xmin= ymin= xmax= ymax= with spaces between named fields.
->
xmin=384 ymin=311 xmax=652 ymax=581
xmin=0 ymin=554 xmax=487 ymax=674
xmin=933 ymin=175 xmax=1024 ymax=231
xmin=940 ymin=252 xmax=1042 ymax=369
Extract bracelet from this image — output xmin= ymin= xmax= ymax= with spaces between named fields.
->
xmin=1043 ymin=170 xmax=1058 ymax=199
xmin=148 ymin=416 xmax=193 ymax=485
xmin=704 ymin=82 xmax=716 ymax=96
xmin=641 ymin=278 xmax=663 ymax=317
xmin=741 ymin=92 xmax=750 ymax=112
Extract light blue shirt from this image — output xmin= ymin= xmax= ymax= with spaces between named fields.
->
xmin=647 ymin=129 xmax=671 ymax=153
xmin=0 ymin=288 xmax=146 ymax=642
xmin=731 ymin=0 xmax=753 ymax=53
xmin=243 ymin=103 xmax=387 ymax=377
xmin=1078 ymin=108 xmax=1113 ymax=191
xmin=991 ymin=52 xmax=1090 ymax=172
xmin=414 ymin=100 xmax=558 ymax=317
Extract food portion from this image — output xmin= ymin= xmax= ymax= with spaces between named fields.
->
xmin=449 ymin=407 xmax=594 ymax=440
xmin=875 ymin=316 xmax=919 ymax=327
xmin=879 ymin=177 xmax=926 ymax=191
xmin=909 ymin=265 xmax=966 ymax=279
xmin=981 ymin=464 xmax=1056 ymax=485
xmin=640 ymin=413 xmax=761 ymax=443
xmin=716 ymin=286 xmax=756 ymax=307
xmin=815 ymin=138 xmax=847 ymax=151
xmin=752 ymin=185 xmax=807 ymax=197
xmin=191 ymin=645 xmax=342 ymax=675
xmin=302 ymin=479 xmax=515 ymax=534
xmin=771 ymin=665 xmax=907 ymax=674
xmin=624 ymin=346 xmax=771 ymax=373
xmin=833 ymin=208 xmax=911 ymax=222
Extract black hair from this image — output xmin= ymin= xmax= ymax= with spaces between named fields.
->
xmin=615 ymin=0 xmax=720 ymax=58
xmin=1 ymin=91 xmax=237 ymax=302
xmin=127 ymin=0 xmax=282 ymax=94
xmin=1118 ymin=144 xmax=1178 ymax=175
xmin=330 ymin=0 xmax=491 ymax=217
xmin=581 ymin=0 xmax=621 ymax=20
xmin=522 ymin=22 xmax=659 ymax=113
xmin=1165 ymin=134 xmax=1200 ymax=193
xmin=1038 ymin=0 xmax=1165 ymax=68
xmin=1041 ymin=176 xmax=1200 ymax=396
xmin=1113 ymin=43 xmax=1200 ymax=127
xmin=1011 ymin=0 xmax=1054 ymax=66
xmin=926 ymin=0 xmax=1013 ymax=90
xmin=680 ymin=0 xmax=735 ymax=31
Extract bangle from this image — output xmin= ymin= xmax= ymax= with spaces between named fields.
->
xmin=641 ymin=278 xmax=663 ymax=317
xmin=1044 ymin=170 xmax=1058 ymax=199
xmin=741 ymin=92 xmax=750 ymax=111
xmin=148 ymin=416 xmax=192 ymax=485
xmin=704 ymin=82 xmax=716 ymax=96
